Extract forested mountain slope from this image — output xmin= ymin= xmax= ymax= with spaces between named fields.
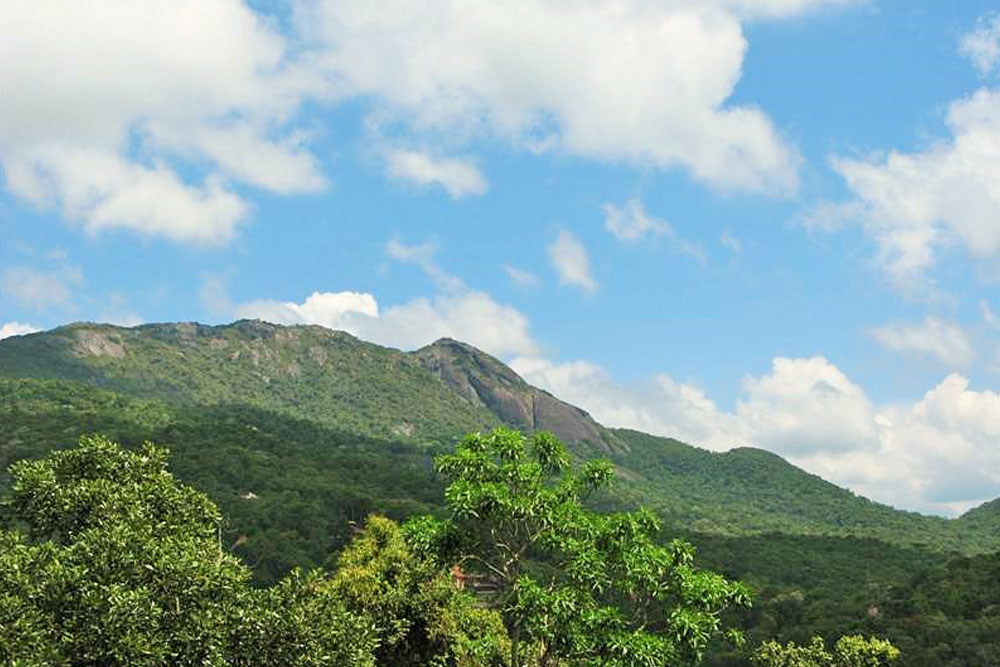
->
xmin=608 ymin=429 xmax=996 ymax=553
xmin=1 ymin=321 xmax=996 ymax=555
xmin=2 ymin=322 xmax=998 ymax=666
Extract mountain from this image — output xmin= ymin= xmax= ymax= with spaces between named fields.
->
xmin=959 ymin=498 xmax=1000 ymax=539
xmin=2 ymin=320 xmax=997 ymax=558
xmin=414 ymin=337 xmax=627 ymax=454
xmin=0 ymin=321 xmax=622 ymax=457
xmin=3 ymin=320 xmax=996 ymax=666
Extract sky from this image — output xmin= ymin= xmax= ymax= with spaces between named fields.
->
xmin=1 ymin=0 xmax=998 ymax=517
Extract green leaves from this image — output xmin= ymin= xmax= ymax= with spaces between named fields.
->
xmin=430 ymin=427 xmax=751 ymax=666
xmin=752 ymin=635 xmax=901 ymax=667
xmin=0 ymin=436 xmax=376 ymax=666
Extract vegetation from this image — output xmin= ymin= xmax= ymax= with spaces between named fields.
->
xmin=752 ymin=635 xmax=899 ymax=667
xmin=0 ymin=435 xmax=377 ymax=666
xmin=0 ymin=321 xmax=499 ymax=443
xmin=1 ymin=322 xmax=997 ymax=665
xmin=416 ymin=427 xmax=751 ymax=666
xmin=3 ymin=432 xmax=756 ymax=666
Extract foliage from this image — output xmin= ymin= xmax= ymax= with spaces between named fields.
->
xmin=751 ymin=635 xmax=899 ymax=667
xmin=331 ymin=515 xmax=510 ymax=666
xmin=411 ymin=427 xmax=752 ymax=666
xmin=0 ymin=321 xmax=499 ymax=443
xmin=0 ymin=435 xmax=377 ymax=666
xmin=608 ymin=429 xmax=996 ymax=554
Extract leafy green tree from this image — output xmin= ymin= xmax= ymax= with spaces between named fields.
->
xmin=408 ymin=427 xmax=752 ymax=667
xmin=331 ymin=514 xmax=510 ymax=666
xmin=752 ymin=635 xmax=900 ymax=667
xmin=0 ymin=435 xmax=376 ymax=666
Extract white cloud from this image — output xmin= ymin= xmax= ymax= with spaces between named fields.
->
xmin=604 ymin=198 xmax=671 ymax=241
xmin=511 ymin=356 xmax=746 ymax=450
xmin=385 ymin=150 xmax=487 ymax=198
xmin=514 ymin=354 xmax=1000 ymax=515
xmin=0 ymin=322 xmax=41 ymax=339
xmin=385 ymin=238 xmax=465 ymax=292
xmin=504 ymin=265 xmax=540 ymax=288
xmin=1 ymin=0 xmax=325 ymax=245
xmin=603 ymin=198 xmax=706 ymax=262
xmin=871 ymin=316 xmax=974 ymax=367
xmin=548 ymin=230 xmax=597 ymax=293
xmin=297 ymin=0 xmax=808 ymax=194
xmin=737 ymin=357 xmax=880 ymax=456
xmin=811 ymin=87 xmax=1000 ymax=291
xmin=201 ymin=276 xmax=539 ymax=360
xmin=960 ymin=12 xmax=1000 ymax=77
xmin=1 ymin=265 xmax=83 ymax=310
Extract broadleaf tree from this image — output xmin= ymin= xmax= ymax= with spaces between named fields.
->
xmin=406 ymin=427 xmax=752 ymax=667
xmin=0 ymin=435 xmax=377 ymax=666
xmin=751 ymin=635 xmax=900 ymax=667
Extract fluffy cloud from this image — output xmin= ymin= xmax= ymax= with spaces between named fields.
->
xmin=514 ymin=354 xmax=999 ymax=515
xmin=871 ymin=316 xmax=974 ymax=367
xmin=1 ymin=0 xmax=325 ymax=245
xmin=960 ymin=12 xmax=1000 ymax=77
xmin=1 ymin=265 xmax=83 ymax=310
xmin=510 ymin=357 xmax=746 ymax=450
xmin=548 ymin=230 xmax=597 ymax=293
xmin=809 ymin=87 xmax=1000 ymax=291
xmin=201 ymin=244 xmax=540 ymax=360
xmin=603 ymin=198 xmax=706 ymax=261
xmin=604 ymin=198 xmax=672 ymax=241
xmin=0 ymin=322 xmax=40 ymax=339
xmin=385 ymin=150 xmax=487 ymax=198
xmin=230 ymin=289 xmax=539 ymax=358
xmin=297 ymin=0 xmax=808 ymax=194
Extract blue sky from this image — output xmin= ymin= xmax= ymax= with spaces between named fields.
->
xmin=1 ymin=0 xmax=998 ymax=516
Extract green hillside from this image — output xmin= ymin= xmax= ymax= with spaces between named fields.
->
xmin=609 ymin=429 xmax=994 ymax=553
xmin=2 ymin=322 xmax=996 ymax=557
xmin=0 ymin=320 xmax=499 ymax=443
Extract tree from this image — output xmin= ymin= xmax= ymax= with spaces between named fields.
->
xmin=330 ymin=514 xmax=510 ymax=666
xmin=0 ymin=435 xmax=376 ymax=666
xmin=407 ymin=427 xmax=751 ymax=667
xmin=751 ymin=635 xmax=900 ymax=667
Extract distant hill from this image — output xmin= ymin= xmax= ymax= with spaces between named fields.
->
xmin=959 ymin=498 xmax=1000 ymax=539
xmin=1 ymin=320 xmax=997 ymax=558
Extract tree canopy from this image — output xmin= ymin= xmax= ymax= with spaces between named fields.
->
xmin=408 ymin=427 xmax=753 ymax=666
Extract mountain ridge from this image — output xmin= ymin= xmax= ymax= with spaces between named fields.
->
xmin=1 ymin=320 xmax=996 ymax=552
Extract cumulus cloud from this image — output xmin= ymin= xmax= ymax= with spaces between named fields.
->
xmin=0 ymin=321 xmax=40 ymax=339
xmin=603 ymin=198 xmax=706 ymax=262
xmin=871 ymin=316 xmax=974 ymax=367
xmin=1 ymin=265 xmax=83 ymax=310
xmin=200 ymin=259 xmax=540 ymax=360
xmin=960 ymin=12 xmax=1000 ymax=77
xmin=548 ymin=230 xmax=597 ymax=293
xmin=1 ymin=0 xmax=325 ymax=245
xmin=385 ymin=150 xmax=487 ymax=198
xmin=807 ymin=87 xmax=1000 ymax=292
xmin=296 ymin=0 xmax=808 ymax=194
xmin=510 ymin=357 xmax=746 ymax=450
xmin=514 ymin=354 xmax=1000 ymax=515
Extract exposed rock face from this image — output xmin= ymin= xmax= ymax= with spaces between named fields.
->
xmin=71 ymin=329 xmax=127 ymax=359
xmin=413 ymin=338 xmax=627 ymax=455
